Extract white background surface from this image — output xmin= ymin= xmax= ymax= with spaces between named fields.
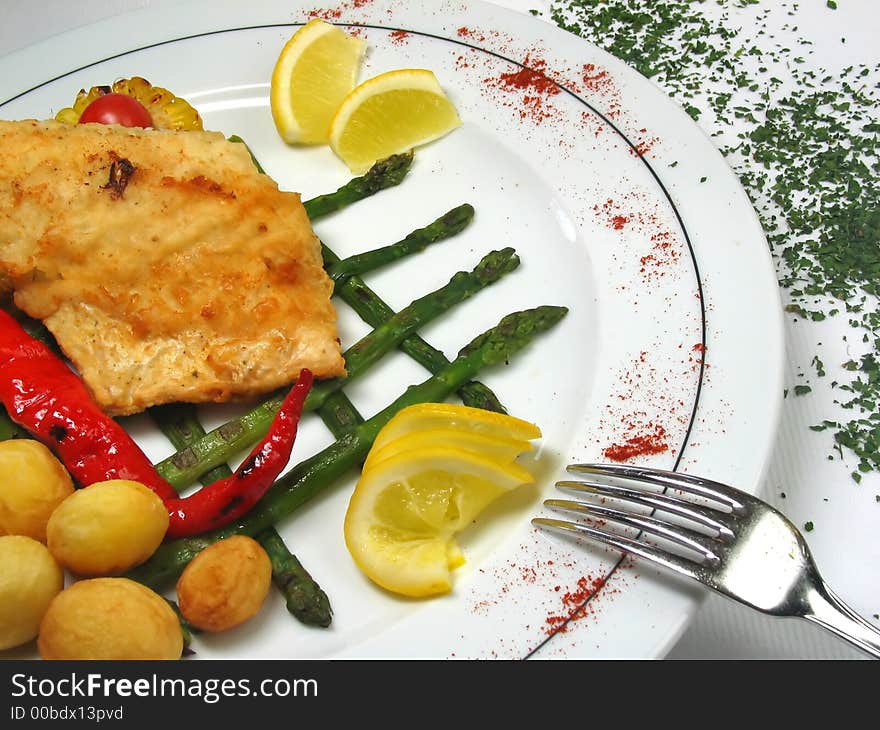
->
xmin=1 ymin=0 xmax=875 ymax=659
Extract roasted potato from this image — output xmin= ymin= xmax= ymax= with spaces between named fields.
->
xmin=0 ymin=440 xmax=74 ymax=542
xmin=46 ymin=479 xmax=168 ymax=576
xmin=0 ymin=535 xmax=64 ymax=650
xmin=176 ymin=535 xmax=272 ymax=632
xmin=38 ymin=577 xmax=182 ymax=660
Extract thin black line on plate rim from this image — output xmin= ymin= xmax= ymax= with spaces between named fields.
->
xmin=0 ymin=21 xmax=708 ymax=659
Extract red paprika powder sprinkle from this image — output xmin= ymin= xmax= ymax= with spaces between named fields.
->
xmin=581 ymin=63 xmax=612 ymax=94
xmin=630 ymin=128 xmax=659 ymax=157
xmin=496 ymin=55 xmax=561 ymax=96
xmin=480 ymin=51 xmax=566 ymax=125
xmin=307 ymin=0 xmax=372 ymax=21
xmin=389 ymin=29 xmax=409 ymax=44
xmin=581 ymin=110 xmax=606 ymax=137
xmin=688 ymin=342 xmax=708 ymax=372
xmin=603 ymin=420 xmax=670 ymax=462
xmin=580 ymin=63 xmax=621 ymax=118
xmin=594 ymin=194 xmax=682 ymax=281
xmin=543 ymin=574 xmax=608 ymax=635
xmin=611 ymin=214 xmax=629 ymax=230
xmin=456 ymin=26 xmax=487 ymax=43
xmin=307 ymin=6 xmax=342 ymax=19
xmin=594 ymin=197 xmax=629 ymax=230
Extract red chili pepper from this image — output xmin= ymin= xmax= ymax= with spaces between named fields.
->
xmin=0 ymin=309 xmax=313 ymax=537
xmin=164 ymin=369 xmax=312 ymax=538
xmin=0 ymin=309 xmax=179 ymax=502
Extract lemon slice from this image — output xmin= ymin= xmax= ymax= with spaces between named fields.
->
xmin=344 ymin=447 xmax=535 ymax=597
xmin=270 ymin=18 xmax=366 ymax=144
xmin=364 ymin=429 xmax=533 ymax=472
xmin=369 ymin=403 xmax=541 ymax=459
xmin=329 ymin=68 xmax=462 ymax=173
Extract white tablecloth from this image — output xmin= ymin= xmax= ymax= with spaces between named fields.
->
xmin=2 ymin=0 xmax=875 ymax=659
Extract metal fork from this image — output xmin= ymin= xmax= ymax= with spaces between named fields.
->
xmin=532 ymin=463 xmax=880 ymax=658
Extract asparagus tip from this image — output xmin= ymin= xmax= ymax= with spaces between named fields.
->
xmin=363 ymin=151 xmax=414 ymax=192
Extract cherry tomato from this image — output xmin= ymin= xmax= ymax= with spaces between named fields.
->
xmin=78 ymin=93 xmax=153 ymax=128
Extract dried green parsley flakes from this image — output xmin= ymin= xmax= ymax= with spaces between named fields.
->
xmin=549 ymin=0 xmax=880 ymax=480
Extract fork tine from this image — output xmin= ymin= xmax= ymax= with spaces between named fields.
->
xmin=544 ymin=499 xmax=722 ymax=565
xmin=556 ymin=479 xmax=736 ymax=539
xmin=568 ymin=463 xmax=750 ymax=512
xmin=531 ymin=517 xmax=704 ymax=581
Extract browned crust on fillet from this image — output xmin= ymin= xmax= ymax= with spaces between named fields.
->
xmin=0 ymin=119 xmax=345 ymax=415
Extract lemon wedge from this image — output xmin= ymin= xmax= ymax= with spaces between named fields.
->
xmin=345 ymin=404 xmax=541 ymax=597
xmin=329 ymin=68 xmax=462 ymax=172
xmin=344 ymin=447 xmax=535 ymax=597
xmin=270 ymin=18 xmax=366 ymax=144
xmin=367 ymin=403 xmax=541 ymax=462
xmin=365 ymin=429 xmax=533 ymax=471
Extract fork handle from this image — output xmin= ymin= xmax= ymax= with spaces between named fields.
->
xmin=803 ymin=582 xmax=880 ymax=659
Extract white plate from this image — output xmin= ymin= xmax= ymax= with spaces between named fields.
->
xmin=0 ymin=0 xmax=783 ymax=658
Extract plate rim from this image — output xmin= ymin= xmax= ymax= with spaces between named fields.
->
xmin=0 ymin=0 xmax=785 ymax=659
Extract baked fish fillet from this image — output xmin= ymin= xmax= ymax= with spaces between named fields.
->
xmin=0 ymin=119 xmax=345 ymax=416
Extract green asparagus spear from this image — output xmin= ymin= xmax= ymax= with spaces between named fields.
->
xmin=257 ymin=530 xmax=332 ymax=627
xmin=303 ymin=152 xmax=414 ymax=220
xmin=325 ymin=204 xmax=474 ymax=283
xmin=149 ymin=403 xmax=333 ymax=627
xmin=148 ymin=403 xmax=228 ymax=486
xmin=154 ymin=248 xmax=520 ymax=489
xmin=317 ymin=391 xmax=364 ymax=439
xmin=309 ymin=247 xmax=519 ymax=407
xmin=228 ymin=137 xmax=412 ymax=215
xmin=324 ymin=245 xmax=509 ymax=414
xmin=151 ymin=363 xmax=369 ymax=626
xmin=127 ymin=305 xmax=568 ymax=590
